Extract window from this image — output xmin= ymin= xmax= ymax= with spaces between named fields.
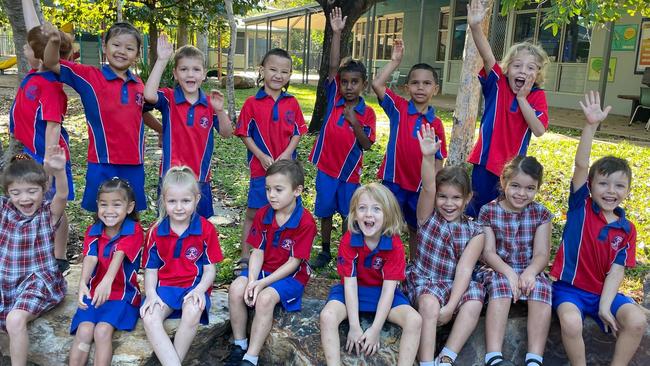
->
xmin=351 ymin=13 xmax=403 ymax=61
xmin=450 ymin=1 xmax=468 ymax=60
xmin=353 ymin=21 xmax=367 ymax=59
xmin=562 ymin=19 xmax=589 ymax=63
xmin=437 ymin=7 xmax=450 ymax=61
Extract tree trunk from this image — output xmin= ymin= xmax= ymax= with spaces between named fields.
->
xmin=146 ymin=0 xmax=158 ymax=67
xmin=310 ymin=0 xmax=376 ymax=133
xmin=224 ymin=0 xmax=237 ymax=120
xmin=116 ymin=0 xmax=123 ymax=22
xmin=197 ymin=28 xmax=209 ymax=69
xmin=2 ymin=0 xmax=42 ymax=81
xmin=446 ymin=0 xmax=493 ymax=167
xmin=177 ymin=5 xmax=189 ymax=47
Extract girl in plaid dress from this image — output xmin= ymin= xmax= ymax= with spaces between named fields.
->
xmin=403 ymin=125 xmax=485 ymax=366
xmin=478 ymin=156 xmax=553 ymax=366
xmin=0 ymin=147 xmax=68 ymax=366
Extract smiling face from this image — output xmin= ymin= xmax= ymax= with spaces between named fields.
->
xmin=8 ymin=181 xmax=45 ymax=216
xmin=500 ymin=172 xmax=539 ymax=212
xmin=163 ymin=185 xmax=200 ymax=225
xmin=504 ymin=50 xmax=540 ymax=94
xmin=339 ymin=70 xmax=366 ymax=102
xmin=103 ymin=33 xmax=139 ymax=73
xmin=173 ymin=56 xmax=205 ymax=96
xmin=260 ymin=54 xmax=292 ymax=93
xmin=406 ymin=69 xmax=439 ymax=106
xmin=354 ymin=192 xmax=385 ymax=242
xmin=265 ymin=172 xmax=301 ymax=213
xmin=97 ymin=190 xmax=134 ymax=233
xmin=435 ymin=184 xmax=470 ymax=222
xmin=589 ymin=171 xmax=630 ymax=215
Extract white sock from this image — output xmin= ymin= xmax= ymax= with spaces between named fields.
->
xmin=485 ymin=352 xmax=503 ymax=365
xmin=526 ymin=352 xmax=543 ymax=365
xmin=420 ymin=362 xmax=435 ymax=366
xmin=242 ymin=354 xmax=259 ymax=365
xmin=439 ymin=347 xmax=458 ymax=361
xmin=234 ymin=338 xmax=248 ymax=350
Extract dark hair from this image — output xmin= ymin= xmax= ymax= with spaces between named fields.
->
xmin=436 ymin=166 xmax=472 ymax=198
xmin=588 ymin=156 xmax=632 ymax=186
xmin=257 ymin=48 xmax=292 ymax=90
xmin=407 ymin=63 xmax=439 ymax=85
xmin=338 ymin=57 xmax=368 ymax=81
xmin=2 ymin=154 xmax=47 ymax=193
xmin=27 ymin=26 xmax=73 ymax=60
xmin=265 ymin=160 xmax=304 ymax=189
xmin=501 ymin=155 xmax=544 ymax=188
xmin=174 ymin=45 xmax=205 ymax=68
xmin=103 ymin=22 xmax=142 ymax=54
xmin=96 ymin=177 xmax=139 ymax=221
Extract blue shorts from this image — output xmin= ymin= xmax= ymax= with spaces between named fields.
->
xmin=326 ymin=284 xmax=410 ymax=312
xmin=247 ymin=176 xmax=268 ymax=209
xmin=239 ymin=269 xmax=305 ymax=312
xmin=314 ymin=170 xmax=359 ymax=218
xmin=552 ymin=280 xmax=636 ymax=333
xmin=23 ymin=148 xmax=74 ymax=200
xmin=154 ymin=286 xmax=211 ymax=325
xmin=382 ymin=180 xmax=418 ymax=228
xmin=70 ymin=299 xmax=139 ymax=334
xmin=466 ymin=164 xmax=500 ymax=218
xmin=158 ymin=179 xmax=214 ymax=218
xmin=82 ymin=163 xmax=147 ymax=212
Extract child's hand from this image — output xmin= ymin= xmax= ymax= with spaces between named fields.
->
xmin=579 ymin=90 xmax=611 ymax=127
xmin=258 ymin=154 xmax=274 ymax=170
xmin=210 ymin=89 xmax=225 ymax=112
xmin=330 ymin=7 xmax=347 ymax=34
xmin=359 ymin=325 xmax=381 ymax=356
xmin=516 ymin=73 xmax=535 ymax=99
xmin=183 ymin=288 xmax=206 ymax=311
xmin=505 ymin=270 xmax=521 ymax=302
xmin=598 ymin=306 xmax=619 ymax=336
xmin=41 ymin=22 xmax=60 ymax=42
xmin=417 ymin=123 xmax=441 ymax=158
xmin=77 ymin=283 xmax=91 ymax=310
xmin=391 ymin=39 xmax=404 ymax=63
xmin=467 ymin=0 xmax=488 ymax=27
xmin=437 ymin=304 xmax=454 ymax=325
xmin=43 ymin=145 xmax=66 ymax=173
xmin=157 ymin=34 xmax=174 ymax=61
xmin=275 ymin=152 xmax=292 ymax=162
xmin=91 ymin=278 xmax=112 ymax=308
xmin=345 ymin=325 xmax=363 ymax=355
xmin=343 ymin=105 xmax=359 ymax=127
xmin=518 ymin=269 xmax=536 ymax=297
xmin=244 ymin=280 xmax=264 ymax=307
xmin=140 ymin=293 xmax=166 ymax=317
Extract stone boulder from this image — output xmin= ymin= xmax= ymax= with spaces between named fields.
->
xmin=0 ymin=265 xmax=230 ymax=366
xmin=219 ymin=75 xmax=256 ymax=89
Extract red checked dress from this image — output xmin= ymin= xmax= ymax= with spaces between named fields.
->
xmin=0 ymin=197 xmax=66 ymax=331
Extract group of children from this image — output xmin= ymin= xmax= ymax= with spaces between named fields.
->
xmin=0 ymin=0 xmax=646 ymax=365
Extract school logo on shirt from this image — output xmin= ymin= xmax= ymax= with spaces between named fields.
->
xmin=199 ymin=116 xmax=210 ymax=128
xmin=280 ymin=238 xmax=294 ymax=251
xmin=372 ymin=256 xmax=384 ymax=270
xmin=135 ymin=92 xmax=144 ymax=107
xmin=610 ymin=235 xmax=624 ymax=250
xmin=25 ymin=85 xmax=40 ymax=101
xmin=284 ymin=110 xmax=296 ymax=125
xmin=185 ymin=246 xmax=200 ymax=261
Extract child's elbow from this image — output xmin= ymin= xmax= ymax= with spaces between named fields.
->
xmin=532 ymin=127 xmax=545 ymax=137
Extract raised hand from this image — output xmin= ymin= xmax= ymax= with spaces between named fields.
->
xmin=391 ymin=39 xmax=404 ymax=63
xmin=468 ymin=0 xmax=488 ymax=27
xmin=41 ymin=22 xmax=60 ymax=41
xmin=210 ymin=89 xmax=225 ymax=111
xmin=417 ymin=123 xmax=441 ymax=157
xmin=330 ymin=7 xmax=347 ymax=33
xmin=157 ymin=34 xmax=174 ymax=61
xmin=43 ymin=145 xmax=66 ymax=173
xmin=579 ymin=90 xmax=612 ymax=126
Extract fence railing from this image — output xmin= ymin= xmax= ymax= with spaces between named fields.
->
xmin=0 ymin=34 xmax=16 ymax=56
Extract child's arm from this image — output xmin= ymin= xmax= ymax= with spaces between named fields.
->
xmin=516 ymin=85 xmax=546 ymax=137
xmin=371 ymin=39 xmax=403 ymax=101
xmin=21 ymin=0 xmax=40 ymax=32
xmin=77 ymin=255 xmax=98 ymax=309
xmin=209 ymin=90 xmax=233 ymax=138
xmin=328 ymin=7 xmax=347 ymax=80
xmin=416 ymin=124 xmax=441 ymax=226
xmin=467 ymin=0 xmax=496 ymax=74
xmin=276 ymin=135 xmax=301 ymax=162
xmin=573 ymin=91 xmax=611 ymax=189
xmin=183 ymin=264 xmax=216 ymax=310
xmin=343 ymin=277 xmax=364 ymax=355
xmin=91 ymin=251 xmax=126 ymax=308
xmin=42 ymin=22 xmax=61 ymax=74
xmin=482 ymin=225 xmax=520 ymax=301
xmin=519 ymin=221 xmax=551 ymax=296
xmin=43 ymin=145 xmax=68 ymax=226
xmin=144 ymin=34 xmax=173 ymax=105
xmin=140 ymin=269 xmax=165 ymax=317
xmin=598 ymin=263 xmax=625 ymax=335
xmin=439 ymin=233 xmax=485 ymax=324
xmin=245 ymin=255 xmax=301 ymax=307
xmin=240 ymin=137 xmax=274 ymax=170
xmin=360 ymin=280 xmax=399 ymax=356
xmin=344 ymin=105 xmax=372 ymax=150
xmin=243 ymin=248 xmax=265 ymax=306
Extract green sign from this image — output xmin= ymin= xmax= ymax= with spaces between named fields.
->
xmin=612 ymin=24 xmax=638 ymax=51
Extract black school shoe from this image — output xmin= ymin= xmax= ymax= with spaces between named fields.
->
xmin=56 ymin=259 xmax=70 ymax=274
xmin=309 ymin=251 xmax=332 ymax=269
xmin=224 ymin=345 xmax=246 ymax=366
xmin=485 ymin=355 xmax=516 ymax=366
xmin=239 ymin=361 xmax=256 ymax=366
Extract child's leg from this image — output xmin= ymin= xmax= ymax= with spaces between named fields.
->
xmin=172 ymin=299 xmax=203 ymax=362
xmin=5 ymin=309 xmax=36 ymax=366
xmin=321 ymin=216 xmax=333 ymax=253
xmin=387 ymin=305 xmax=422 ymax=366
xmin=246 ymin=287 xmax=281 ymax=357
xmin=142 ymin=303 xmax=178 ymax=366
xmin=556 ymin=302 xmax=586 ymax=366
xmin=239 ymin=208 xmax=256 ymax=260
xmin=611 ymin=303 xmax=647 ymax=366
xmin=92 ymin=322 xmax=115 ymax=366
xmin=444 ymin=300 xmax=483 ymax=354
xmin=408 ymin=226 xmax=417 ymax=262
xmin=228 ymin=276 xmax=250 ymax=341
xmin=416 ymin=294 xmax=441 ymax=362
xmin=54 ymin=212 xmax=68 ymax=261
xmin=485 ymin=298 xmax=511 ymax=353
xmin=319 ymin=300 xmax=348 ymax=365
xmin=526 ymin=300 xmax=551 ymax=356
xmin=69 ymin=322 xmax=96 ymax=366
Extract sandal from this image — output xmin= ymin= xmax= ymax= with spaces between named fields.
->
xmin=485 ymin=355 xmax=516 ymax=366
xmin=233 ymin=257 xmax=249 ymax=277
xmin=436 ymin=355 xmax=456 ymax=366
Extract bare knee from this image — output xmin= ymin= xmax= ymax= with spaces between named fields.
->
xmin=557 ymin=306 xmax=583 ymax=338
xmin=93 ymin=324 xmax=114 ymax=345
xmin=320 ymin=304 xmax=344 ymax=330
xmin=75 ymin=323 xmax=95 ymax=344
xmin=5 ymin=311 xmax=29 ymax=337
xmin=181 ymin=304 xmax=203 ymax=327
xmin=403 ymin=308 xmax=422 ymax=332
xmin=619 ymin=305 xmax=648 ymax=336
xmin=142 ymin=311 xmax=164 ymax=331
xmin=417 ymin=295 xmax=440 ymax=322
xmin=255 ymin=291 xmax=278 ymax=312
xmin=229 ymin=278 xmax=248 ymax=302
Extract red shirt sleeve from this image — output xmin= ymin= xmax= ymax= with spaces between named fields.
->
xmin=203 ymin=219 xmax=224 ymax=264
xmin=234 ymin=97 xmax=254 ymax=137
xmin=115 ymin=223 xmax=144 ymax=263
xmin=382 ymin=236 xmax=406 ymax=281
xmin=82 ymin=226 xmax=95 ymax=256
xmin=288 ymin=210 xmax=316 ymax=261
xmin=246 ymin=207 xmax=267 ymax=250
xmin=336 ymin=232 xmax=358 ymax=279
xmin=365 ymin=107 xmax=377 ymax=143
xmin=431 ymin=116 xmax=447 ymax=158
xmin=617 ymin=224 xmax=637 ymax=268
xmin=142 ymin=225 xmax=157 ymax=266
xmin=39 ymin=80 xmax=66 ymax=123
xmin=291 ymin=98 xmax=307 ymax=135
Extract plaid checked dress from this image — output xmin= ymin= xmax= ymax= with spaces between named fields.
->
xmin=477 ymin=200 xmax=553 ymax=304
xmin=404 ymin=210 xmax=485 ymax=307
xmin=0 ymin=197 xmax=66 ymax=331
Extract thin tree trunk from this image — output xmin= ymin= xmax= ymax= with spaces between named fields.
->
xmin=446 ymin=0 xmax=493 ymax=167
xmin=224 ymin=0 xmax=237 ymax=120
xmin=2 ymin=0 xmax=42 ymax=80
xmin=116 ymin=0 xmax=123 ymax=22
xmin=177 ymin=5 xmax=189 ymax=47
xmin=197 ymin=28 xmax=209 ymax=69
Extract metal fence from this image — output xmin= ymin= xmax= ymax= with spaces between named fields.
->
xmin=0 ymin=34 xmax=16 ymax=56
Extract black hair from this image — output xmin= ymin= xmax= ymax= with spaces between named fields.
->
xmin=339 ymin=58 xmax=368 ymax=81
xmin=103 ymin=22 xmax=142 ymax=55
xmin=589 ymin=156 xmax=632 ymax=186
xmin=257 ymin=48 xmax=292 ymax=91
xmin=407 ymin=63 xmax=439 ymax=85
xmin=265 ymin=159 xmax=304 ymax=189
xmin=2 ymin=154 xmax=47 ymax=193
xmin=96 ymin=177 xmax=139 ymax=222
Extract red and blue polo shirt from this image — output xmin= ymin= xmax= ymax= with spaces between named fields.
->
xmin=468 ymin=63 xmax=549 ymax=176
xmin=9 ymin=70 xmax=70 ymax=161
xmin=234 ymin=88 xmax=307 ymax=178
xmin=247 ymin=199 xmax=317 ymax=286
xmin=83 ymin=218 xmax=144 ymax=306
xmin=377 ymin=88 xmax=447 ymax=192
xmin=150 ymin=86 xmax=221 ymax=182
xmin=550 ymin=183 xmax=637 ymax=295
xmin=143 ymin=214 xmax=223 ymax=292
xmin=58 ymin=60 xmax=145 ymax=165
xmin=309 ymin=76 xmax=376 ymax=183
xmin=336 ymin=231 xmax=406 ymax=287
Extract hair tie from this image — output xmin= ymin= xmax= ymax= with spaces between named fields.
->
xmin=10 ymin=153 xmax=32 ymax=162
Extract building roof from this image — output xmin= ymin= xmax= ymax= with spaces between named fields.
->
xmin=243 ymin=3 xmax=323 ymax=24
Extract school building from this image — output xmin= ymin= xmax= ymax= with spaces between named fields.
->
xmin=237 ymin=1 xmax=649 ymax=117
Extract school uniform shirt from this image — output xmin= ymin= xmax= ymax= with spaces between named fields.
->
xmin=467 ymin=63 xmax=549 ymax=176
xmin=309 ymin=76 xmax=376 ymax=183
xmin=247 ymin=199 xmax=317 ymax=286
xmin=143 ymin=214 xmax=223 ymax=292
xmin=9 ymin=70 xmax=70 ymax=161
xmin=337 ymin=231 xmax=406 ymax=287
xmin=58 ymin=60 xmax=145 ymax=165
xmin=234 ymin=88 xmax=307 ymax=178
xmin=377 ymin=88 xmax=447 ymax=192
xmin=83 ymin=218 xmax=144 ymax=306
xmin=150 ymin=86 xmax=220 ymax=182
xmin=550 ymin=183 xmax=637 ymax=295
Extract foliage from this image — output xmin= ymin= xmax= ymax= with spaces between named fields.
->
xmin=136 ymin=57 xmax=175 ymax=88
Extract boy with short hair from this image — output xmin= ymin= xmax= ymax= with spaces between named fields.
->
xmin=309 ymin=7 xmax=376 ymax=269
xmin=144 ymin=34 xmax=233 ymax=218
xmin=550 ymin=91 xmax=647 ymax=366
xmin=371 ymin=39 xmax=447 ymax=259
xmin=226 ymin=160 xmax=317 ymax=366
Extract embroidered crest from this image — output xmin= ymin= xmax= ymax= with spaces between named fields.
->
xmin=199 ymin=116 xmax=210 ymax=128
xmin=284 ymin=110 xmax=296 ymax=125
xmin=280 ymin=238 xmax=294 ymax=251
xmin=185 ymin=246 xmax=200 ymax=261
xmin=135 ymin=92 xmax=145 ymax=106
xmin=372 ymin=256 xmax=384 ymax=270
xmin=25 ymin=85 xmax=40 ymax=101
xmin=611 ymin=235 xmax=624 ymax=250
